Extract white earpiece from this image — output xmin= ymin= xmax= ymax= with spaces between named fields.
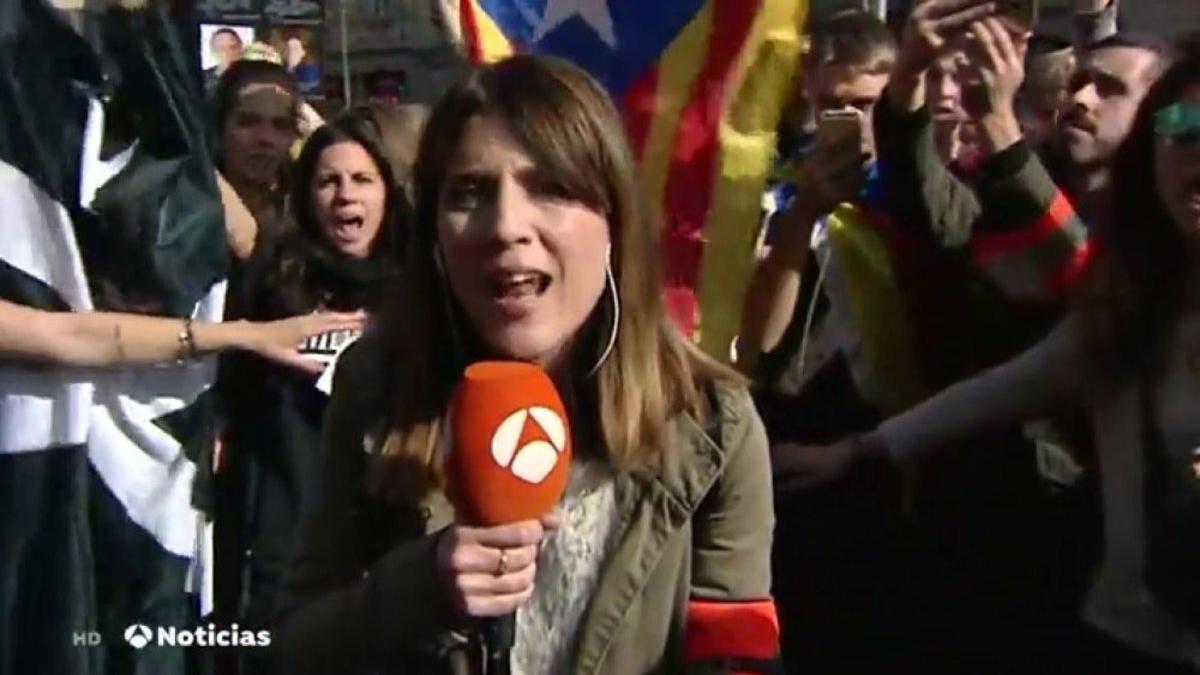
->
xmin=588 ymin=244 xmax=619 ymax=378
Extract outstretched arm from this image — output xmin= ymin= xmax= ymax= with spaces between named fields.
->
xmin=0 ymin=298 xmax=363 ymax=373
xmin=876 ymin=313 xmax=1083 ymax=461
xmin=773 ymin=314 xmax=1086 ymax=488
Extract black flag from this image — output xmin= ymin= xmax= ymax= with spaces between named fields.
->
xmin=0 ymin=2 xmax=228 ymax=673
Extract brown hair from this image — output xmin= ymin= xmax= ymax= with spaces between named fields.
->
xmin=372 ymin=55 xmax=741 ymax=498
xmin=807 ymin=9 xmax=897 ymax=75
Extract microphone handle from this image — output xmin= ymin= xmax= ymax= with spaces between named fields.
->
xmin=481 ymin=613 xmax=515 ymax=675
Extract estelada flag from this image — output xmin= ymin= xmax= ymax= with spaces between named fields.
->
xmin=450 ymin=0 xmax=806 ymax=360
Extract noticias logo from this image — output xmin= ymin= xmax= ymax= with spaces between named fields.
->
xmin=122 ymin=623 xmax=271 ymax=649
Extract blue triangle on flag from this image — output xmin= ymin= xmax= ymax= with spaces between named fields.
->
xmin=477 ymin=0 xmax=708 ymax=95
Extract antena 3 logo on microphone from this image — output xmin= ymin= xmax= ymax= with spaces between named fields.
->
xmin=450 ymin=362 xmax=573 ymax=526
xmin=491 ymin=406 xmax=567 ymax=484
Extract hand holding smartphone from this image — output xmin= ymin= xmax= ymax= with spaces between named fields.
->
xmin=795 ymin=108 xmax=871 ymax=214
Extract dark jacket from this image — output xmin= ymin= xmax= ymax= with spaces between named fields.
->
xmin=215 ymin=235 xmax=392 ymax=631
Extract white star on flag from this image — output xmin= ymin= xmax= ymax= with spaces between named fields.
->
xmin=533 ymin=0 xmax=617 ymax=48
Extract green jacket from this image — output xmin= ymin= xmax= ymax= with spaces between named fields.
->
xmin=272 ymin=335 xmax=775 ymax=674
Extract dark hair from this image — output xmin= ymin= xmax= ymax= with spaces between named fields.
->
xmin=808 ymin=9 xmax=897 ymax=75
xmin=210 ymin=27 xmax=242 ymax=45
xmin=1176 ymin=29 xmax=1200 ymax=60
xmin=1088 ymin=30 xmax=1174 ymax=59
xmin=1087 ymin=30 xmax=1176 ymax=82
xmin=1079 ymin=51 xmax=1200 ymax=385
xmin=1027 ymin=33 xmax=1071 ymax=58
xmin=254 ymin=114 xmax=404 ymax=316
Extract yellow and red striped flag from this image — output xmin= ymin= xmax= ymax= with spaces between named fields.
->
xmin=449 ymin=0 xmax=806 ymax=360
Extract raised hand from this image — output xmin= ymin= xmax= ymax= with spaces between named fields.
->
xmin=963 ymin=18 xmax=1030 ymax=118
xmin=794 ymin=112 xmax=871 ymax=217
xmin=896 ymin=0 xmax=999 ymax=80
xmin=963 ymin=17 xmax=1030 ymax=151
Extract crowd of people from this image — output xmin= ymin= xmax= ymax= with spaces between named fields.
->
xmin=2 ymin=0 xmax=1200 ymax=673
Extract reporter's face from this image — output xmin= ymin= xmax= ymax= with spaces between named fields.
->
xmin=436 ymin=115 xmax=610 ymax=370
xmin=1059 ymin=46 xmax=1160 ymax=168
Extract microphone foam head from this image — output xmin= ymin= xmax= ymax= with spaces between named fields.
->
xmin=448 ymin=361 xmax=572 ymax=525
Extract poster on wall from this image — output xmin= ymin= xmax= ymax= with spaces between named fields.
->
xmin=193 ymin=0 xmax=324 ymax=97
xmin=264 ymin=25 xmax=323 ymax=96
xmin=199 ymin=23 xmax=255 ymax=91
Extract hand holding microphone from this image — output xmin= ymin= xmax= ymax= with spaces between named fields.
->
xmin=434 ymin=515 xmax=558 ymax=619
xmin=438 ymin=361 xmax=573 ymax=672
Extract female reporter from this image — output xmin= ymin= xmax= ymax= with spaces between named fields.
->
xmin=273 ymin=55 xmax=776 ymax=674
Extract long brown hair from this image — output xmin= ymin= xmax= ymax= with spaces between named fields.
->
xmin=373 ymin=55 xmax=741 ymax=498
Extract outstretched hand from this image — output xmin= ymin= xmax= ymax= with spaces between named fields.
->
xmin=245 ymin=311 xmax=367 ymax=375
xmin=772 ymin=433 xmax=889 ymax=493
xmin=772 ymin=439 xmax=858 ymax=492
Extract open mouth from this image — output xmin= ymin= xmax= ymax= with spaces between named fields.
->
xmin=491 ymin=271 xmax=551 ymax=301
xmin=331 ymin=215 xmax=364 ymax=238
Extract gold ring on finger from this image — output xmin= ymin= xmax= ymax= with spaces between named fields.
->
xmin=495 ymin=548 xmax=509 ymax=576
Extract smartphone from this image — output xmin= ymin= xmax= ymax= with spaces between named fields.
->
xmin=816 ymin=109 xmax=864 ymax=154
xmin=998 ymin=0 xmax=1038 ymax=28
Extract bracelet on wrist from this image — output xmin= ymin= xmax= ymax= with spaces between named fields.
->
xmin=176 ymin=318 xmax=197 ymax=363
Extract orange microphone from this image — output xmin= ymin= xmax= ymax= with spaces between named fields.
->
xmin=447 ymin=361 xmax=572 ymax=525
xmin=446 ymin=361 xmax=572 ymax=674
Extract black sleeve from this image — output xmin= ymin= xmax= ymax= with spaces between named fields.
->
xmin=269 ymin=339 xmax=455 ymax=673
xmin=873 ymin=92 xmax=980 ymax=246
